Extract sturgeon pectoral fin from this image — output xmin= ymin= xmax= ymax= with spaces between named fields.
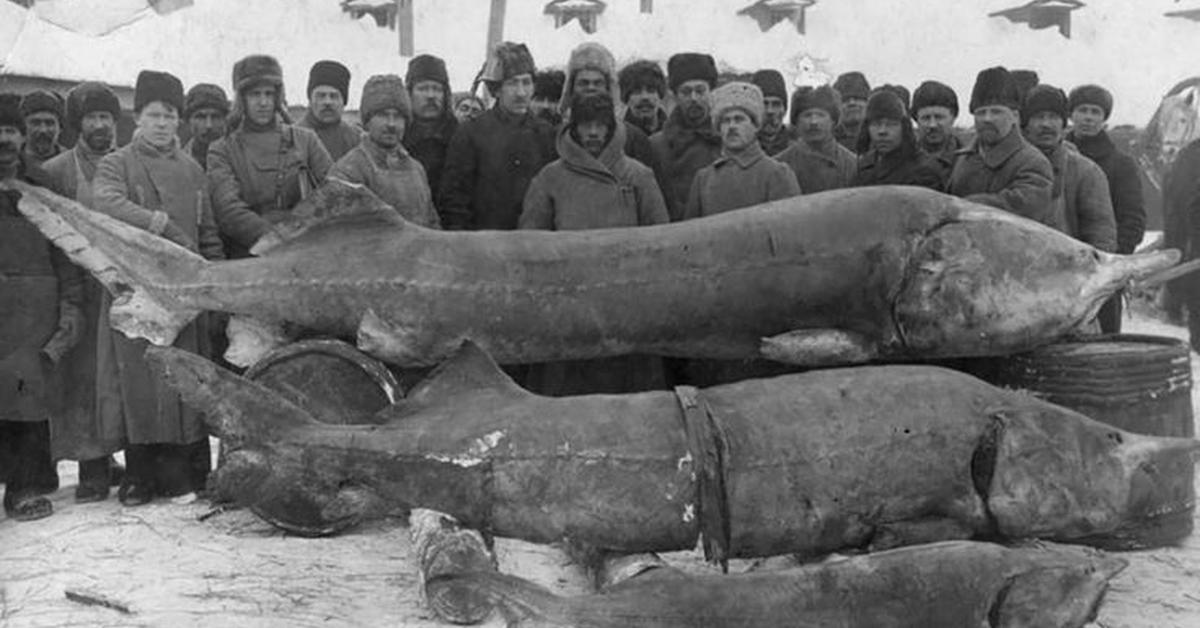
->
xmin=760 ymin=329 xmax=876 ymax=366
xmin=225 ymin=316 xmax=290 ymax=369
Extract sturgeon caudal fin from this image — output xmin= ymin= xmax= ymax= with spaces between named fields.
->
xmin=7 ymin=180 xmax=206 ymax=346
xmin=402 ymin=340 xmax=529 ymax=411
xmin=425 ymin=571 xmax=568 ymax=627
xmin=144 ymin=346 xmax=319 ymax=448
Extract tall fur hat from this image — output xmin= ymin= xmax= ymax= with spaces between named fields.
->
xmin=360 ymin=74 xmax=410 ymax=123
xmin=233 ymin=55 xmax=284 ymax=94
xmin=1010 ymin=69 xmax=1040 ymax=104
xmin=618 ymin=60 xmax=666 ymax=102
xmin=560 ymin=42 xmax=619 ymax=110
xmin=969 ymin=66 xmax=1021 ymax=112
xmin=790 ymin=85 xmax=841 ymax=126
xmin=0 ymin=93 xmax=24 ymax=133
xmin=833 ymin=71 xmax=870 ymax=101
xmin=911 ymin=80 xmax=958 ymax=118
xmin=667 ymin=53 xmax=717 ymax=91
xmin=407 ymin=54 xmax=449 ymax=87
xmin=66 ymin=82 xmax=121 ymax=132
xmin=478 ymin=41 xmax=537 ymax=85
xmin=19 ymin=90 xmax=63 ymax=121
xmin=185 ymin=83 xmax=230 ymax=119
xmin=134 ymin=70 xmax=184 ymax=114
xmin=1067 ymin=84 xmax=1113 ymax=120
xmin=307 ymin=60 xmax=351 ymax=102
xmin=751 ymin=69 xmax=788 ymax=103
xmin=1022 ymin=84 xmax=1069 ymax=124
xmin=711 ymin=81 xmax=764 ymax=129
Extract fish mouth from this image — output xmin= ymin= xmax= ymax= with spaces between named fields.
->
xmin=1069 ymin=499 xmax=1195 ymax=551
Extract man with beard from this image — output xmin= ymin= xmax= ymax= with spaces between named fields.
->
xmin=438 ymin=42 xmax=556 ymax=231
xmin=531 ymin=69 xmax=565 ymax=126
xmin=775 ymin=85 xmax=857 ymax=194
xmin=1066 ymin=84 xmax=1144 ymax=334
xmin=19 ymin=90 xmax=66 ymax=167
xmin=751 ymin=69 xmax=793 ymax=156
xmin=41 ymin=82 xmax=124 ymax=503
xmin=619 ymin=60 xmax=667 ymax=137
xmin=518 ymin=93 xmax=669 ymax=396
xmin=330 ymin=75 xmax=439 ymax=228
xmin=557 ymin=42 xmax=656 ymax=170
xmin=182 ymin=83 xmax=229 ymax=170
xmin=947 ymin=66 xmax=1053 ymax=224
xmin=1021 ymin=84 xmax=1116 ymax=251
xmin=296 ymin=60 xmax=361 ymax=162
xmin=911 ymin=80 xmax=961 ymax=180
xmin=851 ymin=88 xmax=944 ymax=189
xmin=832 ymin=71 xmax=870 ymax=153
xmin=402 ymin=54 xmax=458 ymax=205
xmin=0 ymin=92 xmax=85 ymax=521
xmin=649 ymin=52 xmax=722 ymax=221
xmin=92 ymin=70 xmax=225 ymax=507
xmin=209 ymin=55 xmax=333 ymax=258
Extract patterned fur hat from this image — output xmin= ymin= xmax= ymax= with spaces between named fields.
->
xmin=711 ymin=81 xmax=764 ymax=129
xmin=360 ymin=74 xmax=411 ymax=123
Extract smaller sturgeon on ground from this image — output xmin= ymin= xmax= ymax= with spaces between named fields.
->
xmin=147 ymin=342 xmax=1200 ymax=560
xmin=430 ymin=541 xmax=1126 ymax=628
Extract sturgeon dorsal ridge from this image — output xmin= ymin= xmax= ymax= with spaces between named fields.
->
xmin=251 ymin=179 xmax=407 ymax=255
xmin=404 ymin=340 xmax=527 ymax=408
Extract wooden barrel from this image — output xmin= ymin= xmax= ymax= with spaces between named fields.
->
xmin=245 ymin=339 xmax=400 ymax=425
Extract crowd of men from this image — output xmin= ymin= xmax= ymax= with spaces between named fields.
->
xmin=0 ymin=39 xmax=1159 ymax=522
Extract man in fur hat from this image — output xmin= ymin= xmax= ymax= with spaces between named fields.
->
xmin=752 ymin=69 xmax=793 ymax=157
xmin=947 ymin=66 xmax=1053 ymax=224
xmin=775 ymin=85 xmax=857 ymax=194
xmin=0 ymin=92 xmax=85 ymax=521
xmin=295 ymin=60 xmax=361 ymax=162
xmin=1066 ymin=83 xmax=1144 ymax=334
xmin=182 ymin=83 xmax=229 ymax=170
xmin=649 ymin=52 xmax=722 ymax=221
xmin=41 ymin=82 xmax=124 ymax=503
xmin=911 ymin=80 xmax=961 ymax=179
xmin=208 ymin=54 xmax=333 ymax=258
xmin=330 ymin=75 xmax=439 ymax=228
xmin=619 ymin=60 xmax=667 ymax=137
xmin=20 ymin=90 xmax=66 ymax=167
xmin=832 ymin=71 xmax=870 ymax=153
xmin=1021 ymin=84 xmax=1116 ymax=251
xmin=558 ymin=43 xmax=656 ymax=170
xmin=438 ymin=41 xmax=556 ymax=230
xmin=531 ymin=69 xmax=565 ymax=126
xmin=851 ymin=89 xmax=944 ymax=189
xmin=402 ymin=54 xmax=458 ymax=206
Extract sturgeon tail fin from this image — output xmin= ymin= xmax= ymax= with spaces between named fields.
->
xmin=425 ymin=571 xmax=569 ymax=627
xmin=7 ymin=179 xmax=207 ymax=346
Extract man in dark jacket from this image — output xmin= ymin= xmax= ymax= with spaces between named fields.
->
xmin=751 ymin=69 xmax=793 ymax=156
xmin=851 ymin=89 xmax=944 ymax=189
xmin=1067 ymin=84 xmax=1146 ymax=334
xmin=947 ymin=66 xmax=1054 ymax=224
xmin=531 ymin=69 xmax=565 ymax=126
xmin=649 ymin=52 xmax=722 ymax=221
xmin=911 ymin=80 xmax=961 ymax=180
xmin=402 ymin=54 xmax=458 ymax=206
xmin=182 ymin=83 xmax=229 ymax=170
xmin=619 ymin=60 xmax=667 ymax=137
xmin=557 ymin=43 xmax=657 ymax=171
xmin=832 ymin=71 xmax=870 ymax=153
xmin=775 ymin=85 xmax=857 ymax=194
xmin=438 ymin=41 xmax=556 ymax=230
xmin=19 ymin=90 xmax=66 ymax=167
xmin=295 ymin=60 xmax=361 ymax=161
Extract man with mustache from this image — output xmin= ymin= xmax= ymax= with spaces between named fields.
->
xmin=1020 ymin=84 xmax=1116 ymax=254
xmin=182 ymin=83 xmax=229 ymax=171
xmin=911 ymin=80 xmax=961 ymax=181
xmin=618 ymin=60 xmax=667 ymax=137
xmin=648 ymin=52 xmax=722 ymax=221
xmin=41 ymin=82 xmax=124 ymax=503
xmin=530 ymin=70 xmax=565 ymax=127
xmin=329 ymin=75 xmax=439 ymax=228
xmin=557 ymin=43 xmax=657 ymax=171
xmin=296 ymin=60 xmax=361 ymax=162
xmin=438 ymin=41 xmax=556 ymax=231
xmin=19 ymin=90 xmax=66 ymax=168
xmin=402 ymin=54 xmax=458 ymax=207
xmin=1066 ymin=84 xmax=1144 ymax=334
xmin=946 ymin=66 xmax=1053 ymax=224
xmin=751 ymin=69 xmax=793 ymax=157
xmin=208 ymin=55 xmax=333 ymax=259
xmin=0 ymin=92 xmax=85 ymax=521
xmin=851 ymin=88 xmax=945 ymax=189
xmin=775 ymin=85 xmax=857 ymax=194
xmin=832 ymin=71 xmax=870 ymax=153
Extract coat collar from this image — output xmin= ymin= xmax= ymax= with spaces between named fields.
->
xmin=965 ymin=127 xmax=1027 ymax=168
xmin=715 ymin=140 xmax=767 ymax=170
xmin=362 ymin=136 xmax=414 ymax=166
xmin=1066 ymin=129 xmax=1115 ymax=160
xmin=557 ymin=122 xmax=628 ymax=181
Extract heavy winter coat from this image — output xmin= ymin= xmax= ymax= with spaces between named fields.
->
xmin=92 ymin=135 xmax=223 ymax=445
xmin=851 ymin=144 xmax=946 ymax=190
xmin=208 ymin=121 xmax=333 ymax=257
xmin=683 ymin=142 xmax=800 ymax=220
xmin=1067 ymin=130 xmax=1145 ymax=254
xmin=438 ymin=106 xmax=557 ymax=230
xmin=920 ymin=134 xmax=963 ymax=185
xmin=649 ymin=108 xmax=722 ymax=221
xmin=329 ymin=137 xmax=440 ymax=228
xmin=775 ymin=138 xmax=857 ymax=194
xmin=946 ymin=128 xmax=1054 ymax=224
xmin=403 ymin=113 xmax=457 ymax=206
xmin=296 ymin=112 xmax=363 ymax=162
xmin=758 ymin=125 xmax=795 ymax=157
xmin=1041 ymin=142 xmax=1117 ymax=252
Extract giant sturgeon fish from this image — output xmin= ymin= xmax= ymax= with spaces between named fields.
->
xmin=4 ymin=179 xmax=1180 ymax=368
xmin=148 ymin=342 xmax=1199 ymax=560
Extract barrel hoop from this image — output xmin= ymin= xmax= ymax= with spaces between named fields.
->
xmin=673 ymin=385 xmax=731 ymax=570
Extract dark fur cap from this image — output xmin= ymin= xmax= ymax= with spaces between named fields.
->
xmin=911 ymin=80 xmax=958 ymax=118
xmin=1068 ymin=84 xmax=1113 ymax=120
xmin=66 ymin=82 xmax=121 ymax=132
xmin=667 ymin=53 xmax=717 ymax=91
xmin=969 ymin=66 xmax=1021 ymax=112
xmin=618 ymin=60 xmax=666 ymax=101
xmin=135 ymin=70 xmax=184 ymax=114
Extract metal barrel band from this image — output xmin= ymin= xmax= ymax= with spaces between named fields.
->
xmin=673 ymin=385 xmax=731 ymax=570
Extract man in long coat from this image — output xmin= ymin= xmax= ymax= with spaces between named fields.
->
xmin=557 ymin=43 xmax=657 ymax=171
xmin=92 ymin=70 xmax=225 ymax=506
xmin=182 ymin=83 xmax=229 ymax=171
xmin=41 ymin=81 xmax=125 ymax=503
xmin=618 ymin=60 xmax=667 ymax=137
xmin=911 ymin=80 xmax=962 ymax=181
xmin=402 ymin=54 xmax=457 ymax=208
xmin=295 ymin=60 xmax=361 ymax=162
xmin=851 ymin=89 xmax=945 ymax=189
xmin=751 ymin=70 xmax=793 ymax=157
xmin=775 ymin=85 xmax=857 ymax=194
xmin=649 ymin=52 xmax=722 ymax=221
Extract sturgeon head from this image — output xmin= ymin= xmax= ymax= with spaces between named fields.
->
xmin=974 ymin=401 xmax=1200 ymax=547
xmin=893 ymin=200 xmax=1179 ymax=358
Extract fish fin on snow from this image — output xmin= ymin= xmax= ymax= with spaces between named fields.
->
xmin=250 ymin=179 xmax=408 ymax=255
xmin=402 ymin=341 xmax=528 ymax=409
xmin=8 ymin=180 xmax=205 ymax=346
xmin=425 ymin=571 xmax=566 ymax=626
xmin=760 ymin=328 xmax=876 ymax=366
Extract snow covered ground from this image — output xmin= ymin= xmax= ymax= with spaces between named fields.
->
xmin=1 ymin=315 xmax=1198 ymax=627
